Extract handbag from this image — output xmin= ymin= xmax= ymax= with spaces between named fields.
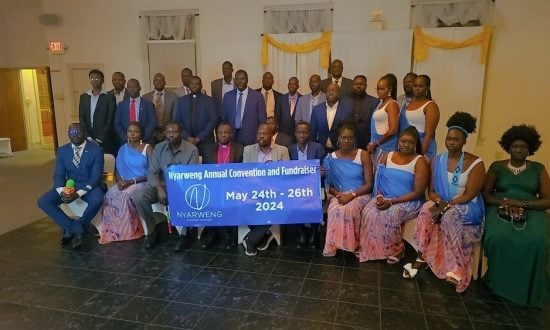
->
xmin=497 ymin=206 xmax=526 ymax=222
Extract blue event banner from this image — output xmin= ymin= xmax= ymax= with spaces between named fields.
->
xmin=165 ymin=160 xmax=323 ymax=227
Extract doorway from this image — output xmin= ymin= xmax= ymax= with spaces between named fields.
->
xmin=0 ymin=67 xmax=57 ymax=152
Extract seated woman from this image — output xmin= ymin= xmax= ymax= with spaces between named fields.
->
xmin=482 ymin=125 xmax=550 ymax=307
xmin=403 ymin=112 xmax=485 ymax=293
xmin=99 ymin=122 xmax=151 ymax=244
xmin=359 ymin=126 xmax=429 ymax=263
xmin=399 ymin=74 xmax=440 ymax=160
xmin=367 ymin=74 xmax=400 ymax=158
xmin=323 ymin=122 xmax=373 ymax=257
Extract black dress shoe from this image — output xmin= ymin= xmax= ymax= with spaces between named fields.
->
xmin=60 ymin=234 xmax=74 ymax=246
xmin=71 ymin=235 xmax=83 ymax=249
xmin=144 ymin=231 xmax=158 ymax=249
xmin=174 ymin=235 xmax=190 ymax=252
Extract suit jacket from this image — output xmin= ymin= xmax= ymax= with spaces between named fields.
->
xmin=173 ymin=93 xmax=218 ymax=143
xmin=351 ymin=94 xmax=380 ymax=149
xmin=114 ymin=97 xmax=157 ymax=144
xmin=288 ymin=141 xmax=326 ymax=162
xmin=211 ymin=78 xmax=235 ymax=114
xmin=142 ymin=89 xmax=179 ymax=128
xmin=310 ymin=98 xmax=354 ymax=148
xmin=201 ymin=142 xmax=244 ymax=164
xmin=221 ymin=88 xmax=267 ymax=146
xmin=275 ymin=92 xmax=301 ymax=138
xmin=294 ymin=92 xmax=326 ymax=123
xmin=243 ymin=143 xmax=290 ymax=163
xmin=320 ymin=77 xmax=354 ymax=98
xmin=107 ymin=88 xmax=129 ymax=105
xmin=79 ymin=92 xmax=117 ymax=154
xmin=255 ymin=88 xmax=282 ymax=117
xmin=54 ymin=142 xmax=104 ymax=192
xmin=274 ymin=132 xmax=293 ymax=148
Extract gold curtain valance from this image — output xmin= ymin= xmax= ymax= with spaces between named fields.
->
xmin=414 ymin=26 xmax=492 ymax=64
xmin=261 ymin=32 xmax=332 ymax=68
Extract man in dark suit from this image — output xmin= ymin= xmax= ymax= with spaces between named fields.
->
xmin=350 ymin=75 xmax=380 ymax=149
xmin=142 ymin=73 xmax=179 ymax=144
xmin=200 ymin=121 xmax=244 ymax=250
xmin=107 ymin=71 xmax=128 ymax=105
xmin=256 ymin=72 xmax=282 ymax=118
xmin=210 ymin=61 xmax=234 ymax=114
xmin=173 ymin=76 xmax=218 ymax=156
xmin=266 ymin=116 xmax=293 ymax=147
xmin=320 ymin=59 xmax=354 ymax=98
xmin=221 ymin=70 xmax=267 ymax=146
xmin=275 ymin=77 xmax=301 ymax=139
xmin=310 ymin=83 xmax=354 ymax=153
xmin=37 ymin=123 xmax=104 ymax=249
xmin=114 ymin=78 xmax=157 ymax=145
xmin=289 ymin=120 xmax=327 ymax=249
xmin=79 ymin=69 xmax=117 ymax=155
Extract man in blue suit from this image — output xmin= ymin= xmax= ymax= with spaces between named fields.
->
xmin=221 ymin=70 xmax=267 ymax=146
xmin=37 ymin=123 xmax=104 ymax=249
xmin=114 ymin=79 xmax=156 ymax=146
xmin=289 ymin=121 xmax=327 ymax=249
xmin=275 ymin=77 xmax=301 ymax=141
xmin=173 ymin=76 xmax=218 ymax=155
xmin=310 ymin=83 xmax=353 ymax=153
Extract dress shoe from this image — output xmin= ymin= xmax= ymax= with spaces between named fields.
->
xmin=71 ymin=235 xmax=83 ymax=249
xmin=144 ymin=230 xmax=158 ymax=249
xmin=59 ymin=234 xmax=74 ymax=246
xmin=174 ymin=234 xmax=190 ymax=252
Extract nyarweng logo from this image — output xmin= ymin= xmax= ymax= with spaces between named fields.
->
xmin=184 ymin=184 xmax=211 ymax=210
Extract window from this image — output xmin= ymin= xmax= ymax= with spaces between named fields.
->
xmin=411 ymin=0 xmax=494 ymax=28
xmin=264 ymin=3 xmax=333 ymax=34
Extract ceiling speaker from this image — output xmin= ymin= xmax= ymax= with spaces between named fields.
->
xmin=38 ymin=14 xmax=62 ymax=26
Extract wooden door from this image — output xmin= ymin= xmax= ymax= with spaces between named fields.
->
xmin=0 ymin=69 xmax=27 ymax=151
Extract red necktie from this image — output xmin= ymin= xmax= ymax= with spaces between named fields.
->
xmin=129 ymin=99 xmax=136 ymax=122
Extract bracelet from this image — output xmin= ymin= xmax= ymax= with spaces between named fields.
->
xmin=522 ymin=200 xmax=530 ymax=209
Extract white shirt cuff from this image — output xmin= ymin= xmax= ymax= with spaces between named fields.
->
xmin=56 ymin=187 xmax=64 ymax=195
xmin=76 ymin=189 xmax=87 ymax=197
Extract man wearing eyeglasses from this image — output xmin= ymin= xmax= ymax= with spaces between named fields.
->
xmin=79 ymin=69 xmax=117 ymax=155
xmin=37 ymin=123 xmax=105 ymax=249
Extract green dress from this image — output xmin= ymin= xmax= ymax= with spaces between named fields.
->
xmin=483 ymin=161 xmax=550 ymax=307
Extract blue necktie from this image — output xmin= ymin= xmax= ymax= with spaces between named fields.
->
xmin=235 ymin=92 xmax=243 ymax=129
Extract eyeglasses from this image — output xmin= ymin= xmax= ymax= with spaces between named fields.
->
xmin=89 ymin=77 xmax=102 ymax=81
xmin=68 ymin=128 xmax=81 ymax=137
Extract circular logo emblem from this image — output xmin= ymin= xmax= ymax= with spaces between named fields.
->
xmin=184 ymin=184 xmax=211 ymax=210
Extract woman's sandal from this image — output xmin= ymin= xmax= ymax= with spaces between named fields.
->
xmin=445 ymin=271 xmax=462 ymax=287
xmin=402 ymin=258 xmax=427 ymax=279
xmin=387 ymin=250 xmax=405 ymax=264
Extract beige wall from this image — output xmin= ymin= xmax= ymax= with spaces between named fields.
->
xmin=0 ymin=13 xmax=9 ymax=66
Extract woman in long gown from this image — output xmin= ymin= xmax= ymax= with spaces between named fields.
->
xmin=323 ymin=122 xmax=374 ymax=257
xmin=99 ymin=122 xmax=151 ymax=244
xmin=359 ymin=126 xmax=429 ymax=263
xmin=482 ymin=125 xmax=550 ymax=307
xmin=403 ymin=112 xmax=486 ymax=293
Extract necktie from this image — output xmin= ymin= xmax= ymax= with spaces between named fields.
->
xmin=129 ymin=99 xmax=136 ymax=122
xmin=335 ymin=79 xmax=340 ymax=86
xmin=264 ymin=91 xmax=269 ymax=107
xmin=73 ymin=146 xmax=81 ymax=168
xmin=235 ymin=92 xmax=243 ymax=129
xmin=289 ymin=95 xmax=296 ymax=117
xmin=155 ymin=92 xmax=163 ymax=123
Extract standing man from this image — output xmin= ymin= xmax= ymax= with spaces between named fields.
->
xmin=200 ymin=122 xmax=244 ymax=250
xmin=256 ymin=72 xmax=282 ymax=118
xmin=107 ymin=71 xmax=128 ymax=105
xmin=275 ymin=77 xmax=301 ymax=139
xmin=79 ymin=69 xmax=117 ymax=155
xmin=37 ymin=123 xmax=104 ymax=249
xmin=310 ymin=83 xmax=353 ymax=153
xmin=294 ymin=74 xmax=326 ymax=123
xmin=320 ymin=59 xmax=354 ymax=98
xmin=397 ymin=72 xmax=418 ymax=113
xmin=350 ymin=75 xmax=379 ymax=149
xmin=266 ymin=116 xmax=293 ymax=148
xmin=114 ymin=79 xmax=156 ymax=145
xmin=288 ymin=121 xmax=326 ymax=249
xmin=211 ymin=61 xmax=235 ymax=113
xmin=143 ymin=73 xmax=179 ymax=144
xmin=132 ymin=121 xmax=199 ymax=249
xmin=174 ymin=68 xmax=193 ymax=97
xmin=173 ymin=76 xmax=218 ymax=156
xmin=221 ymin=70 xmax=267 ymax=146
xmin=241 ymin=124 xmax=290 ymax=256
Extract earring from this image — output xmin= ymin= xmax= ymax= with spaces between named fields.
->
xmin=337 ymin=141 xmax=340 ymax=148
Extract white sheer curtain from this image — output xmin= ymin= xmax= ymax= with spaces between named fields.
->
xmin=411 ymin=0 xmax=494 ymax=28
xmin=146 ymin=15 xmax=195 ymax=40
xmin=414 ymin=27 xmax=487 ymax=152
xmin=264 ymin=8 xmax=332 ymax=33
xmin=331 ymin=30 xmax=413 ymax=96
xmin=266 ymin=33 xmax=327 ymax=94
